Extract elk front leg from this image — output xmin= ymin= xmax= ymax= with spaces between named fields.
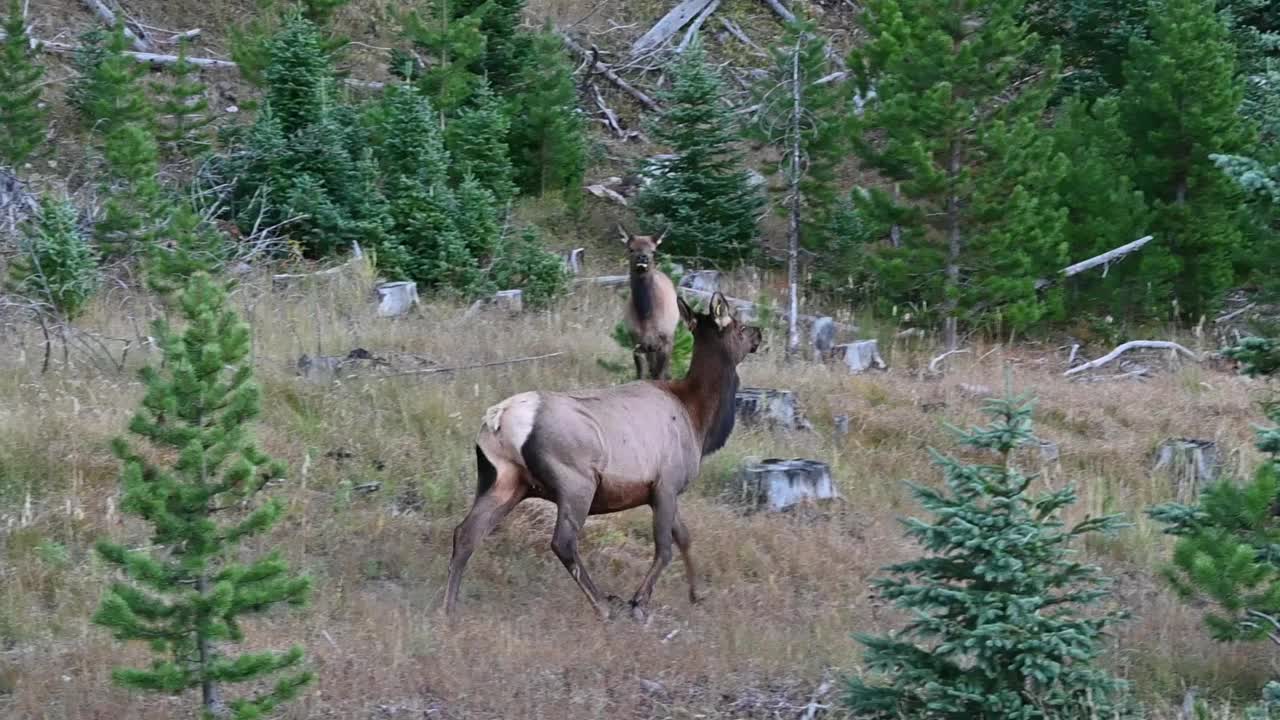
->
xmin=629 ymin=490 xmax=676 ymax=621
xmin=550 ymin=492 xmax=611 ymax=620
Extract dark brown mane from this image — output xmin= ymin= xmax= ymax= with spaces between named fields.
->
xmin=630 ymin=271 xmax=654 ymax=321
xmin=663 ymin=342 xmax=740 ymax=455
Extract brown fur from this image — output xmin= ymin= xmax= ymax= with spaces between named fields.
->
xmin=620 ymin=226 xmax=680 ymax=380
xmin=445 ymin=293 xmax=762 ymax=621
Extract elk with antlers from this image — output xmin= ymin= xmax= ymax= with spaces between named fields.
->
xmin=444 ymin=293 xmax=762 ymax=621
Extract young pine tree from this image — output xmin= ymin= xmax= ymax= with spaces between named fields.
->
xmin=748 ymin=16 xmax=845 ymax=355
xmin=1119 ymin=0 xmax=1254 ymax=319
xmin=264 ymin=11 xmax=334 ymax=137
xmin=0 ymin=0 xmax=46 ymax=167
xmin=848 ymin=0 xmax=1068 ymax=348
xmin=488 ymin=224 xmax=570 ymax=308
xmin=508 ymin=27 xmax=588 ymax=203
xmin=846 ymin=385 xmax=1136 ymax=719
xmin=1149 ymin=334 xmax=1280 ymax=716
xmin=93 ymin=271 xmax=312 ymax=720
xmin=395 ymin=0 xmax=488 ymax=115
xmin=451 ymin=0 xmax=530 ymax=93
xmin=72 ymin=23 xmax=151 ymax=134
xmin=153 ymin=40 xmax=214 ymax=160
xmin=6 ymin=195 xmax=99 ymax=319
xmin=445 ymin=80 xmax=516 ymax=205
xmin=636 ymin=39 xmax=763 ymax=266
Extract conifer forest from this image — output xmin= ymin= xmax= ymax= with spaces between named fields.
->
xmin=2 ymin=0 xmax=1280 ymax=718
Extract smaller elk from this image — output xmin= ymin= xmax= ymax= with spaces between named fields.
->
xmin=621 ymin=225 xmax=680 ymax=380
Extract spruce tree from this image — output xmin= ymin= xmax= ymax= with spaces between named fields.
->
xmin=508 ymin=27 xmax=588 ymax=203
xmin=848 ymin=0 xmax=1068 ymax=348
xmin=635 ymin=39 xmax=763 ymax=266
xmin=489 ymin=225 xmax=570 ymax=308
xmin=845 ymin=385 xmax=1136 ymax=719
xmin=264 ymin=11 xmax=333 ymax=137
xmin=93 ymin=271 xmax=311 ymax=719
xmin=1118 ymin=0 xmax=1254 ymax=319
xmin=451 ymin=0 xmax=529 ymax=92
xmin=1049 ymin=95 xmax=1153 ymax=319
xmin=372 ymin=82 xmax=449 ymax=186
xmin=153 ymin=40 xmax=214 ymax=160
xmin=445 ymin=80 xmax=516 ymax=205
xmin=396 ymin=0 xmax=488 ymax=115
xmin=0 ymin=0 xmax=46 ymax=167
xmin=6 ymin=195 xmax=99 ymax=319
xmin=748 ymin=16 xmax=846 ymax=354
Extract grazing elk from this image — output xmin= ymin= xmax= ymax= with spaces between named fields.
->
xmin=620 ymin=226 xmax=680 ymax=380
xmin=445 ymin=293 xmax=762 ymax=621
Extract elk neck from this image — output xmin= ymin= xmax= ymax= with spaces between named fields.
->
xmin=663 ymin=339 xmax=739 ymax=456
xmin=629 ymin=269 xmax=655 ymax=320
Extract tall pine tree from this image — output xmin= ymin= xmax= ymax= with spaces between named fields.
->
xmin=1119 ymin=0 xmax=1254 ymax=319
xmin=395 ymin=0 xmax=488 ymax=115
xmin=0 ymin=0 xmax=46 ymax=167
xmin=93 ymin=271 xmax=312 ymax=719
xmin=845 ymin=385 xmax=1136 ymax=719
xmin=848 ymin=0 xmax=1068 ymax=348
xmin=748 ymin=16 xmax=846 ymax=354
xmin=636 ymin=39 xmax=763 ymax=266
xmin=508 ymin=27 xmax=587 ymax=203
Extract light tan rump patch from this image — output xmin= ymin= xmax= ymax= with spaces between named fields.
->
xmin=483 ymin=392 xmax=541 ymax=450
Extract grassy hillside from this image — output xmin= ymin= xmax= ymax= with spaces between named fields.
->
xmin=0 ymin=255 xmax=1272 ymax=718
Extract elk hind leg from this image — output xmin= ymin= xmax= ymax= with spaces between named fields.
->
xmin=629 ymin=490 xmax=676 ymax=620
xmin=650 ymin=343 xmax=671 ymax=380
xmin=550 ymin=489 xmax=611 ymax=620
xmin=444 ymin=447 xmax=527 ymax=615
xmin=632 ymin=345 xmax=647 ymax=380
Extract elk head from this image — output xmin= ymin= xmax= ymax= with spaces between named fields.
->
xmin=678 ymin=292 xmax=762 ymax=364
xmin=619 ymin=225 xmax=668 ymax=275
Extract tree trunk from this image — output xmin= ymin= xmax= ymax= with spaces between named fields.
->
xmin=889 ymin=183 xmax=901 ymax=248
xmin=943 ymin=141 xmax=961 ymax=351
xmin=786 ymin=39 xmax=802 ymax=358
xmin=196 ymin=574 xmax=228 ymax=717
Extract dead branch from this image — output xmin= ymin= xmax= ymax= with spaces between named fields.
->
xmin=1214 ymin=303 xmax=1256 ymax=324
xmin=1063 ymin=340 xmax=1200 ymax=377
xmin=560 ymin=31 xmax=661 ymax=111
xmin=761 ymin=0 xmax=796 ymax=23
xmin=81 ymin=0 xmax=150 ymax=51
xmin=676 ymin=0 xmax=721 ymax=54
xmin=1035 ymin=234 xmax=1154 ymax=290
xmin=718 ymin=17 xmax=767 ymax=56
xmin=928 ymin=347 xmax=970 ymax=373
xmin=376 ymin=351 xmax=565 ymax=379
xmin=591 ymin=83 xmax=630 ymax=138
xmin=631 ymin=0 xmax=718 ymax=56
xmin=270 ymin=242 xmax=363 ymax=287
xmin=161 ymin=29 xmax=202 ymax=43
xmin=584 ymin=183 xmax=629 ymax=205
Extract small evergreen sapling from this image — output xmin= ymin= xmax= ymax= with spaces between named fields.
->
xmin=93 ymin=271 xmax=311 ymax=719
xmin=153 ymin=40 xmax=214 ymax=159
xmin=0 ymin=0 xmax=46 ymax=167
xmin=508 ymin=27 xmax=588 ymax=203
xmin=446 ymin=80 xmax=516 ymax=205
xmin=635 ymin=39 xmax=763 ymax=266
xmin=6 ymin=195 xmax=99 ymax=319
xmin=845 ymin=385 xmax=1136 ymax=719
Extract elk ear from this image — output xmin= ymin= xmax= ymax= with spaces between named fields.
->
xmin=678 ymin=296 xmax=697 ymax=329
xmin=655 ymin=227 xmax=668 ymax=247
xmin=616 ymin=224 xmax=630 ymax=245
xmin=710 ymin=292 xmax=732 ymax=329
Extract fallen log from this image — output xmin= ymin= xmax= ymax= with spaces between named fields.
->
xmin=271 ymin=242 xmax=364 ymax=288
xmin=82 ymin=0 xmax=150 ymax=51
xmin=676 ymin=0 xmax=721 ymax=54
xmin=378 ymin=351 xmax=564 ymax=379
xmin=1063 ymin=340 xmax=1200 ymax=377
xmin=631 ymin=0 xmax=718 ymax=56
xmin=1035 ymin=234 xmax=1154 ymax=290
xmin=560 ymin=32 xmax=661 ymax=112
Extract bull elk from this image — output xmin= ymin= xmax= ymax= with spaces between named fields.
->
xmin=445 ymin=293 xmax=762 ymax=621
xmin=620 ymin=226 xmax=680 ymax=380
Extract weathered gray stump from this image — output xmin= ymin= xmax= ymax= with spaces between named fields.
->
xmin=375 ymin=281 xmax=419 ymax=317
xmin=494 ymin=289 xmax=523 ymax=314
xmin=832 ymin=414 xmax=850 ymax=436
xmin=811 ymin=316 xmax=836 ymax=361
xmin=834 ymin=340 xmax=886 ymax=374
xmin=1153 ymin=438 xmax=1221 ymax=503
xmin=738 ymin=458 xmax=838 ymax=512
xmin=735 ymin=388 xmax=801 ymax=430
xmin=680 ymin=270 xmax=721 ymax=294
xmin=562 ymin=247 xmax=585 ymax=275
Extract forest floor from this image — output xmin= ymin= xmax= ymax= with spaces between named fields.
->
xmin=0 ymin=261 xmax=1274 ymax=719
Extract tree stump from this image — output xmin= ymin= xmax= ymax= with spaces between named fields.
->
xmin=738 ymin=458 xmax=839 ymax=512
xmin=494 ymin=289 xmax=523 ymax=314
xmin=832 ymin=413 xmax=850 ymax=436
xmin=679 ymin=270 xmax=721 ymax=294
xmin=562 ymin=247 xmax=585 ymax=276
xmin=375 ymin=281 xmax=419 ymax=317
xmin=1152 ymin=438 xmax=1221 ymax=503
xmin=810 ymin=316 xmax=835 ymax=361
xmin=834 ymin=340 xmax=886 ymax=374
xmin=735 ymin=388 xmax=802 ymax=430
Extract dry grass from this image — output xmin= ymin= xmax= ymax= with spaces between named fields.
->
xmin=0 ymin=258 xmax=1276 ymax=719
